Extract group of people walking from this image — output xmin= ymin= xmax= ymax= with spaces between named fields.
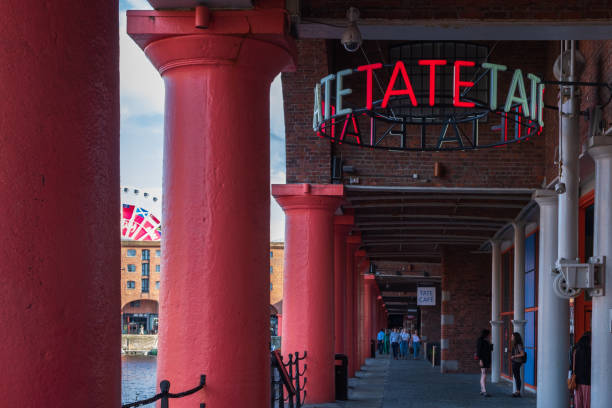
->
xmin=475 ymin=328 xmax=592 ymax=407
xmin=376 ymin=328 xmax=421 ymax=360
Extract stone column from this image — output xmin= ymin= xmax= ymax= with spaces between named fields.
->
xmin=490 ymin=240 xmax=503 ymax=383
xmin=512 ymin=221 xmax=526 ymax=394
xmin=273 ymin=184 xmax=344 ymax=404
xmin=334 ymin=216 xmax=354 ymax=356
xmin=129 ymin=8 xmax=295 ymax=408
xmin=0 ymin=2 xmax=120 ymax=406
xmin=587 ymin=136 xmax=612 ymax=408
xmin=533 ymin=190 xmax=567 ymax=406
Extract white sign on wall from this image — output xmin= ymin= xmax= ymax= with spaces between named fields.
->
xmin=417 ymin=287 xmax=436 ymax=306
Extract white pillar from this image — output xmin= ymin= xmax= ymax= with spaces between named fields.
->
xmin=490 ymin=239 xmax=502 ymax=383
xmin=534 ymin=190 xmax=567 ymax=407
xmin=587 ymin=136 xmax=612 ymax=408
xmin=512 ymin=221 xmax=526 ymax=394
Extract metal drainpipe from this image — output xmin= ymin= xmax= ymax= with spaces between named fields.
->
xmin=552 ymin=39 xmax=579 ymax=405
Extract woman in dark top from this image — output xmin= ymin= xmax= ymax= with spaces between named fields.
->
xmin=476 ymin=329 xmax=493 ymax=397
xmin=573 ymin=332 xmax=591 ymax=408
xmin=510 ymin=332 xmax=526 ymax=398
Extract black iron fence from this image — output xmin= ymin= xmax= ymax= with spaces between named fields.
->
xmin=122 ymin=375 xmax=206 ymax=408
xmin=271 ymin=351 xmax=307 ymax=408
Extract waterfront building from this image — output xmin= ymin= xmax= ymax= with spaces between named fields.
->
xmin=6 ymin=2 xmax=612 ymax=408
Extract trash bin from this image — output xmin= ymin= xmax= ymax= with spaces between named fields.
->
xmin=334 ymin=354 xmax=348 ymax=401
xmin=370 ymin=340 xmax=376 ymax=358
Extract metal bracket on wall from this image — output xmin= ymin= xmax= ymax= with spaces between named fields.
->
xmin=552 ymin=256 xmax=605 ymax=299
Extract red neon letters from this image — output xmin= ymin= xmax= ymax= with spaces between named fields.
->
xmin=357 ymin=63 xmax=383 ymax=110
xmin=418 ymin=59 xmax=447 ymax=107
xmin=382 ymin=61 xmax=418 ymax=108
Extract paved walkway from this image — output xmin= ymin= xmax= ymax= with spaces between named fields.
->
xmin=306 ymin=355 xmax=536 ymax=408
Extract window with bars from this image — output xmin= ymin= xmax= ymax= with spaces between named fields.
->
xmin=388 ymin=42 xmax=489 ymax=123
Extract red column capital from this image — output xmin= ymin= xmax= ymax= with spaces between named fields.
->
xmin=128 ymin=9 xmax=296 ymax=78
xmin=273 ymin=184 xmax=344 ymax=212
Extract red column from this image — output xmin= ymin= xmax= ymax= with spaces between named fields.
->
xmin=273 ymin=184 xmax=344 ymax=404
xmin=363 ymin=276 xmax=375 ymax=362
xmin=1 ymin=2 xmax=120 ymax=406
xmin=345 ymin=234 xmax=361 ymax=377
xmin=334 ymin=216 xmax=354 ymax=356
xmin=354 ymin=251 xmax=367 ymax=369
xmin=128 ymin=9 xmax=294 ymax=408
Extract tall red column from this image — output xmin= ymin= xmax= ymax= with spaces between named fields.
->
xmin=363 ymin=276 xmax=375 ymax=362
xmin=355 ymin=251 xmax=367 ymax=369
xmin=345 ymin=234 xmax=361 ymax=377
xmin=128 ymin=9 xmax=294 ymax=408
xmin=334 ymin=216 xmax=353 ymax=356
xmin=1 ymin=2 xmax=120 ymax=406
xmin=273 ymin=184 xmax=344 ymax=404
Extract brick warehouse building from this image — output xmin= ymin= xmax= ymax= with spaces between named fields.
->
xmin=5 ymin=2 xmax=612 ymax=408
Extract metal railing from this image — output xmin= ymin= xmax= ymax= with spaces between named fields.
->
xmin=122 ymin=375 xmax=206 ymax=408
xmin=271 ymin=351 xmax=307 ymax=408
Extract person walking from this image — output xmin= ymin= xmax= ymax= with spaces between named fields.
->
xmin=412 ymin=329 xmax=421 ymax=360
xmin=383 ymin=329 xmax=390 ymax=354
xmin=476 ymin=329 xmax=493 ymax=397
xmin=510 ymin=332 xmax=526 ymax=397
xmin=400 ymin=328 xmax=410 ymax=359
xmin=377 ymin=329 xmax=385 ymax=354
xmin=572 ymin=331 xmax=591 ymax=408
xmin=390 ymin=328 xmax=400 ymax=360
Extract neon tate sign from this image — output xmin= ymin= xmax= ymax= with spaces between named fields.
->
xmin=312 ymin=60 xmax=545 ymax=151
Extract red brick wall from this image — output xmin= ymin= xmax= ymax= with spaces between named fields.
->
xmin=440 ymin=246 xmax=491 ymax=373
xmin=286 ymin=40 xmax=551 ymax=188
xmin=282 ymin=39 xmax=332 ymax=184
xmin=543 ymin=40 xmax=612 ymax=187
xmin=300 ymin=0 xmax=612 ymax=20
xmin=420 ymin=286 xmax=441 ymax=343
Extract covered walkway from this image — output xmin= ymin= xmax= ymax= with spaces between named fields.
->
xmin=309 ymin=356 xmax=535 ymax=408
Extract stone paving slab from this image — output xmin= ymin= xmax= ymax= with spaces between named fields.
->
xmin=382 ymin=357 xmax=536 ymax=408
xmin=305 ymin=355 xmax=536 ymax=408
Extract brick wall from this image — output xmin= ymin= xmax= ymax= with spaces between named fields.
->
xmin=440 ymin=246 xmax=491 ymax=373
xmin=286 ymin=40 xmax=551 ymax=188
xmin=420 ymin=286 xmax=442 ymax=344
xmin=300 ymin=0 xmax=612 ymax=20
xmin=270 ymin=242 xmax=285 ymax=305
xmin=543 ymin=40 xmax=612 ymax=187
xmin=121 ymin=241 xmax=161 ymax=309
xmin=282 ymin=39 xmax=332 ymax=184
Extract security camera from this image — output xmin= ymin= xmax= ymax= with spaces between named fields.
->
xmin=341 ymin=7 xmax=362 ymax=53
xmin=555 ymin=182 xmax=567 ymax=194
xmin=341 ymin=22 xmax=362 ymax=52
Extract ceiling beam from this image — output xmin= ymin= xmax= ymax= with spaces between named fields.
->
xmin=347 ymin=202 xmax=525 ymax=209
xmin=357 ymin=225 xmax=501 ymax=232
xmin=348 ymin=194 xmax=533 ymax=202
xmin=296 ymin=20 xmax=612 ymax=41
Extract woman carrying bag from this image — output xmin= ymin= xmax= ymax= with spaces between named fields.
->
xmin=571 ymin=332 xmax=591 ymax=408
xmin=510 ymin=332 xmax=526 ymax=398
